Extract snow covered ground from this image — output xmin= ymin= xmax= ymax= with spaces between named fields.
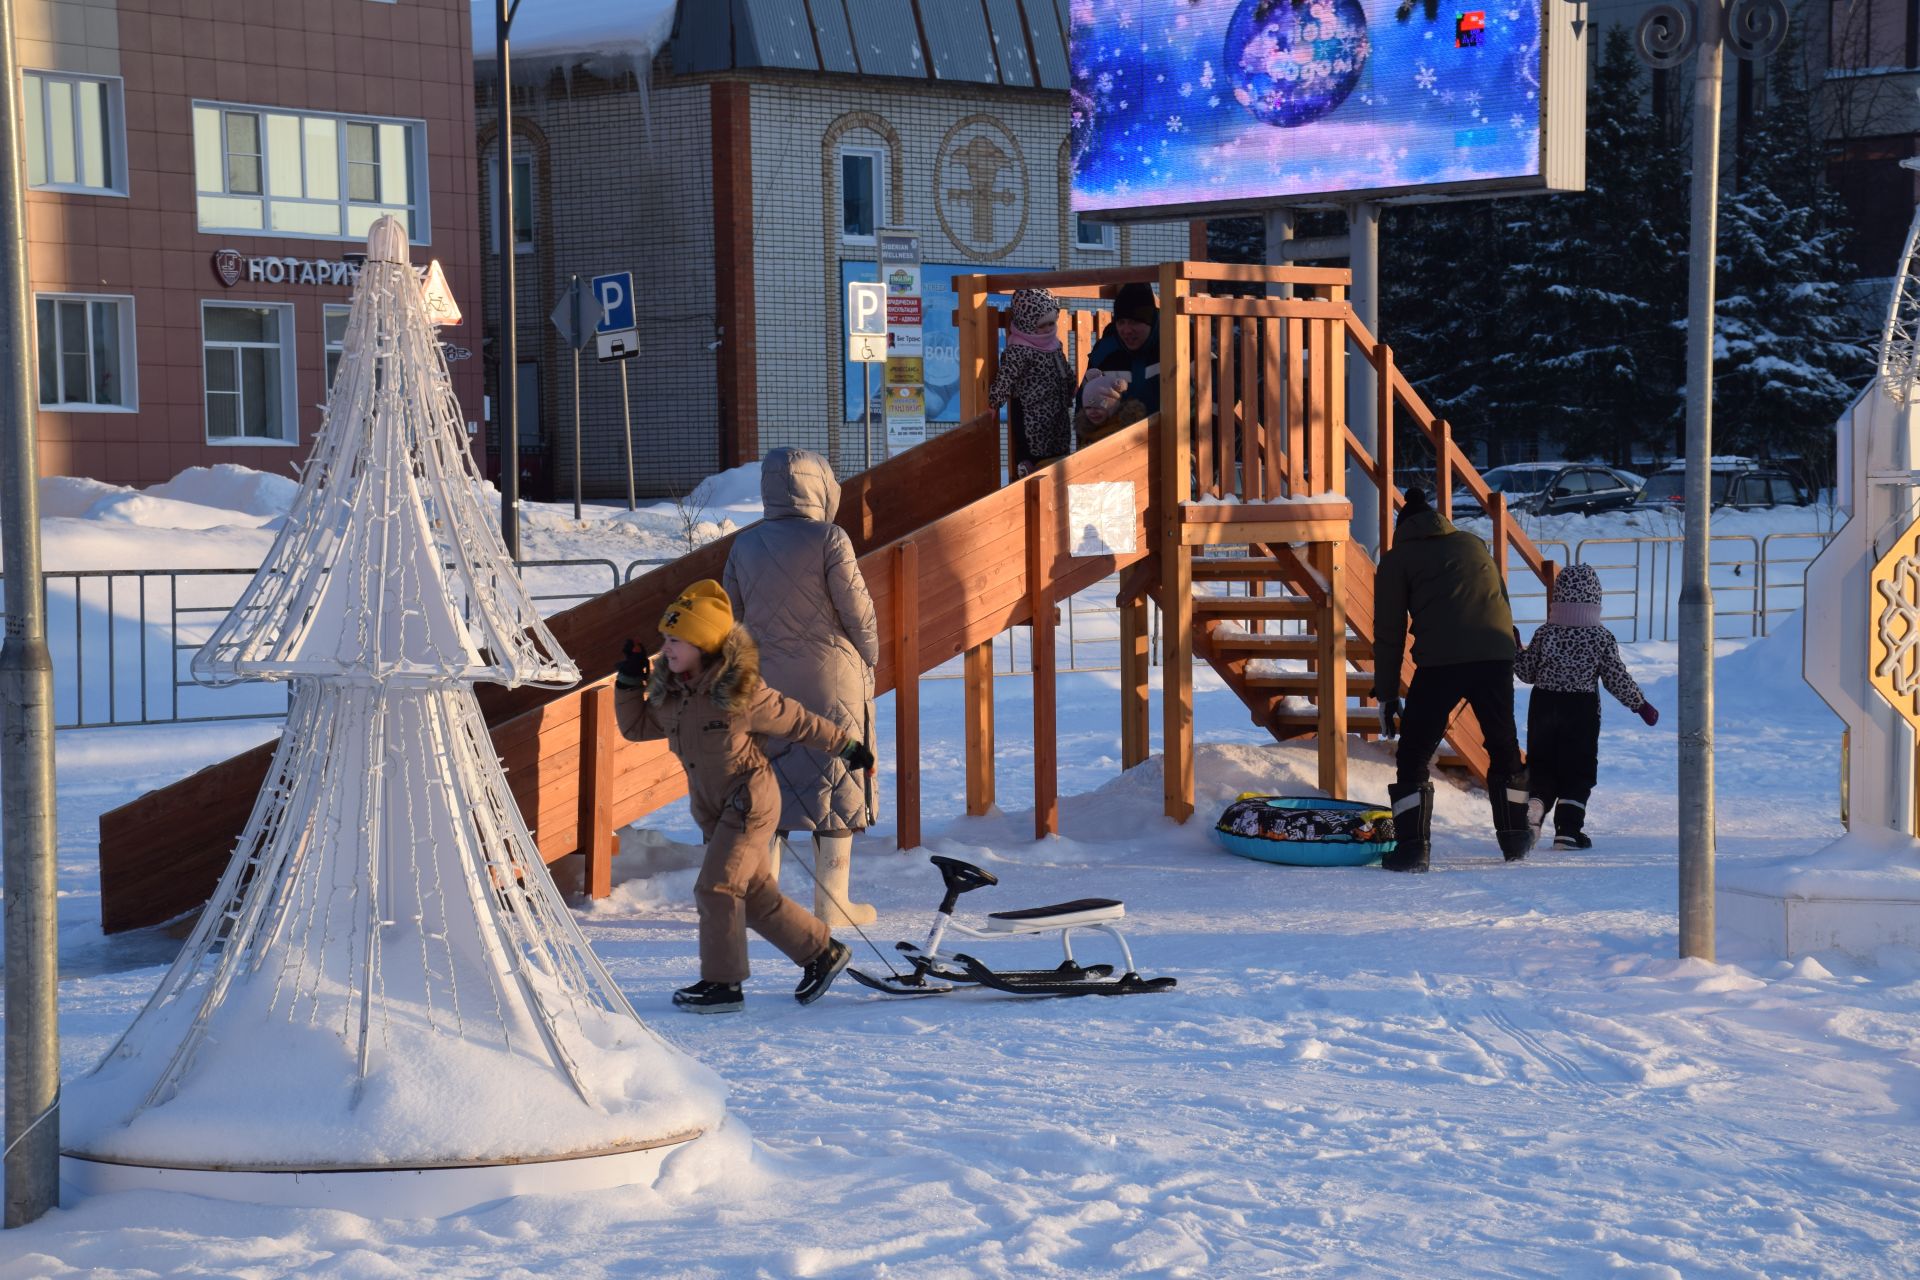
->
xmin=5 ymin=467 xmax=1919 ymax=1278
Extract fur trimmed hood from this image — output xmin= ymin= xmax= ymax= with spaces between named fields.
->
xmin=649 ymin=622 xmax=763 ymax=711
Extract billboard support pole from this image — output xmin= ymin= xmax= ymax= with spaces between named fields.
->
xmin=1347 ymin=202 xmax=1381 ymax=554
xmin=1263 ymin=209 xmax=1293 ymax=301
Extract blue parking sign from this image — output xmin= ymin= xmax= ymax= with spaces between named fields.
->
xmin=591 ymin=272 xmax=636 ymax=334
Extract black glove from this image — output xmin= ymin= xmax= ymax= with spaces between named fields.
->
xmin=1377 ymin=695 xmax=1402 ymax=739
xmin=839 ymin=739 xmax=877 ymax=771
xmin=615 ymin=639 xmax=650 ymax=689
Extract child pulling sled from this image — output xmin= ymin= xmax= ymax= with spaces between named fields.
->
xmin=614 ymin=580 xmax=876 ymax=1013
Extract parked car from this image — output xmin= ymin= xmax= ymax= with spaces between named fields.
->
xmin=1636 ymin=458 xmax=1811 ymax=510
xmin=1450 ymin=462 xmax=1643 ymax=518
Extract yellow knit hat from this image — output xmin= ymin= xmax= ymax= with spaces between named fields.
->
xmin=659 ymin=579 xmax=734 ymax=653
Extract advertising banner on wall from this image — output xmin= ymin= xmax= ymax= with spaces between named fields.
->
xmin=878 ymin=230 xmax=926 ymax=454
xmin=842 ymin=262 xmax=1020 ymax=425
xmin=1069 ymin=0 xmax=1584 ymax=218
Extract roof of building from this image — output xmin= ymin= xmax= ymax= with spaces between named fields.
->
xmin=669 ymin=0 xmax=1072 ymax=89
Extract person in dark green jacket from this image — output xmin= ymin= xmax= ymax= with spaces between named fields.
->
xmin=1372 ymin=487 xmax=1530 ymax=871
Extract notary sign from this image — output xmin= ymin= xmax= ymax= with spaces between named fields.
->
xmin=846 ymin=280 xmax=887 ymax=364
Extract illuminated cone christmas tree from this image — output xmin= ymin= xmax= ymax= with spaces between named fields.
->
xmin=65 ymin=219 xmax=723 ymax=1193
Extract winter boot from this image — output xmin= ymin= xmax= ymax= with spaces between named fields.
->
xmin=767 ymin=833 xmax=782 ymax=885
xmin=1492 ymin=773 xmax=1534 ymax=862
xmin=1552 ymin=800 xmax=1592 ymax=850
xmin=1526 ymin=797 xmax=1548 ymax=851
xmin=794 ymin=938 xmax=850 ymax=1006
xmin=672 ymin=980 xmax=744 ymax=1015
xmin=812 ymin=833 xmax=876 ymax=927
xmin=1383 ymin=782 xmax=1433 ymax=873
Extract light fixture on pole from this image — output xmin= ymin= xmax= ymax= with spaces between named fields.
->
xmin=1633 ymin=0 xmax=1787 ymax=959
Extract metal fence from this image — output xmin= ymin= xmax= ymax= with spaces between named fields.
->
xmin=8 ymin=531 xmax=1835 ymax=731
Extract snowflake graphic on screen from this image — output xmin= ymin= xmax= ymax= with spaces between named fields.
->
xmin=1415 ymin=65 xmax=1436 ymax=90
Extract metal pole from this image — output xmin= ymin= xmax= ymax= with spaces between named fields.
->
xmin=569 ymin=274 xmax=582 ymax=521
xmin=1347 ymin=201 xmax=1381 ymax=552
xmin=619 ymin=360 xmax=636 ymax=511
xmin=0 ymin=0 xmax=62 ymax=1227
xmin=863 ymin=363 xmax=873 ymax=471
xmin=1678 ymin=0 xmax=1725 ymax=961
xmin=495 ymin=0 xmax=520 ymax=558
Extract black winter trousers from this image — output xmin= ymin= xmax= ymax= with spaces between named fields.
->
xmin=1396 ymin=660 xmax=1525 ymax=791
xmin=1525 ymin=689 xmax=1600 ymax=831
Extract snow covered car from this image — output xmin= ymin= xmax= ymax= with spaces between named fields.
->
xmin=1450 ymin=463 xmax=1643 ymax=518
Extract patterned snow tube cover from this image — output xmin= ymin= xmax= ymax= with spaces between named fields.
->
xmin=1211 ymin=794 xmax=1397 ymax=867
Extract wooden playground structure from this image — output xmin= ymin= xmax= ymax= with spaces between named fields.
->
xmin=98 ymin=261 xmax=1560 ymax=934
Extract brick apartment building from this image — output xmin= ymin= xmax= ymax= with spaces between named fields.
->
xmin=474 ymin=0 xmax=1188 ymax=500
xmin=20 ymin=0 xmax=482 ymax=487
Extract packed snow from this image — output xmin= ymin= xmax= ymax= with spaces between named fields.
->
xmin=4 ymin=463 xmax=1919 ymax=1277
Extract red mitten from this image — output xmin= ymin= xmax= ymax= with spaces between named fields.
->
xmin=1637 ymin=702 xmax=1659 ymax=727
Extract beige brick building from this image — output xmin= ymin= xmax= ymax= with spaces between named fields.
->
xmin=475 ymin=0 xmax=1189 ymax=499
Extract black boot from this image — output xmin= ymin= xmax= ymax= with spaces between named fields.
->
xmin=673 ymin=980 xmax=744 ymax=1014
xmin=794 ymin=938 xmax=850 ymax=1005
xmin=1383 ymin=782 xmax=1432 ymax=873
xmin=1553 ymin=800 xmax=1592 ymax=850
xmin=1491 ymin=773 xmax=1533 ymax=861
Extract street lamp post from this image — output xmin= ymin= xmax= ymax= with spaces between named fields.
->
xmin=495 ymin=0 xmax=521 ymax=558
xmin=1634 ymin=0 xmax=1786 ymax=959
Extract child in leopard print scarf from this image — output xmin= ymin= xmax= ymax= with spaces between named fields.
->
xmin=990 ymin=287 xmax=1074 ymax=478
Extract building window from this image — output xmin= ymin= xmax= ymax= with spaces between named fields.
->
xmin=22 ymin=71 xmax=127 ymax=195
xmin=488 ymin=152 xmax=534 ymax=253
xmin=35 ymin=294 xmax=136 ymax=410
xmin=324 ymin=303 xmax=352 ymax=390
xmin=192 ymin=102 xmax=428 ymax=242
xmin=203 ymin=303 xmax=297 ymax=444
xmin=840 ymin=145 xmax=887 ymax=242
xmin=1076 ymin=216 xmax=1117 ymax=252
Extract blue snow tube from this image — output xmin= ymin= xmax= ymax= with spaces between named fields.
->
xmin=1211 ymin=794 xmax=1397 ymax=867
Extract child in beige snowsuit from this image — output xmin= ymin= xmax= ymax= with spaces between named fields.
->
xmin=614 ymin=579 xmax=874 ymax=1013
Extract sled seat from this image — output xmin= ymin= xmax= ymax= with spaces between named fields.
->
xmin=984 ymin=898 xmax=1124 ymax=933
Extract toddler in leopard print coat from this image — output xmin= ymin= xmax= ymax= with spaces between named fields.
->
xmin=990 ymin=288 xmax=1074 ymax=478
xmin=1514 ymin=563 xmax=1659 ymax=850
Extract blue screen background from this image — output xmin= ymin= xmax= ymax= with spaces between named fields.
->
xmin=1071 ymin=0 xmax=1543 ymax=210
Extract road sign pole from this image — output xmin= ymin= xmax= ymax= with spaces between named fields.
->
xmin=864 ymin=363 xmax=872 ymax=471
xmin=619 ymin=359 xmax=636 ymax=511
xmin=569 ymin=275 xmax=582 ymax=521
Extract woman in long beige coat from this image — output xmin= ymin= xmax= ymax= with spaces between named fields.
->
xmin=723 ymin=448 xmax=880 ymax=926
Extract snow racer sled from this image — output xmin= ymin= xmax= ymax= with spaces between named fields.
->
xmin=846 ymin=855 xmax=1176 ymax=998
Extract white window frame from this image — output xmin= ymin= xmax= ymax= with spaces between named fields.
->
xmin=34 ymin=292 xmax=138 ymax=411
xmin=839 ymin=145 xmax=888 ymax=245
xmin=487 ymin=152 xmax=535 ymax=254
xmin=22 ymin=70 xmax=128 ymax=196
xmin=323 ymin=302 xmax=352 ymax=391
xmin=191 ymin=100 xmax=431 ymax=244
xmin=1076 ymin=215 xmax=1117 ymax=253
xmin=201 ymin=301 xmax=298 ymax=446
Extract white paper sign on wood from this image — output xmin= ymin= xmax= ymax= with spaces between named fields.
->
xmin=1068 ymin=481 xmax=1138 ymax=557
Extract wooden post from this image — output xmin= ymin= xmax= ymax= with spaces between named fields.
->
xmin=1285 ymin=317 xmax=1305 ymax=496
xmin=1159 ymin=262 xmax=1195 ymax=823
xmin=578 ymin=682 xmax=617 ymax=899
xmin=1027 ymin=477 xmax=1058 ymax=837
xmin=1377 ymin=344 xmax=1395 ymax=554
xmin=1194 ymin=315 xmax=1214 ymax=497
xmin=1316 ymin=541 xmax=1348 ymax=798
xmin=956 ymin=274 xmax=994 ymax=468
xmin=964 ymin=640 xmax=995 ymax=815
xmin=893 ymin=541 xmax=921 ymax=849
xmin=1119 ymin=594 xmax=1149 ymax=769
xmin=1436 ymin=419 xmax=1454 ymax=521
xmin=1489 ymin=492 xmax=1509 ymax=585
xmin=1541 ymin=559 xmax=1559 ymax=607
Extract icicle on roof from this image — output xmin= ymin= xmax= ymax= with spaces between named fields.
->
xmin=193 ymin=218 xmax=578 ymax=690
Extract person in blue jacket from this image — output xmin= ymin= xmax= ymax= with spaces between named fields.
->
xmin=1074 ymin=281 xmax=1160 ymax=448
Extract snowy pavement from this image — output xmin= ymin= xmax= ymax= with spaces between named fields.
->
xmin=6 ymin=609 xmax=1920 ymax=1277
xmin=3 ymin=462 xmax=1917 ymax=1275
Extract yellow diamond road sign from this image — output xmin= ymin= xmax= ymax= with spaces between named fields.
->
xmin=1870 ymin=511 xmax=1920 ymax=729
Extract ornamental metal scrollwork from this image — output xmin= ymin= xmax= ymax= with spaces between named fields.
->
xmin=1634 ymin=1 xmax=1696 ymax=69
xmin=1874 ymin=553 xmax=1920 ymax=697
xmin=1725 ymin=0 xmax=1788 ymax=61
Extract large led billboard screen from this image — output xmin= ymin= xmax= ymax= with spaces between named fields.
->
xmin=1070 ymin=0 xmax=1584 ymax=218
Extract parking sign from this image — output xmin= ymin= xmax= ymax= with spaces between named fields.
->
xmin=592 ymin=271 xmax=638 ymax=361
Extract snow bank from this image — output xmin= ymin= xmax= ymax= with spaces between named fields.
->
xmin=146 ymin=464 xmax=298 ymax=518
xmin=686 ymin=461 xmax=764 ymax=515
xmin=80 ymin=491 xmax=279 ymax=531
xmin=38 ymin=474 xmax=124 ymax=518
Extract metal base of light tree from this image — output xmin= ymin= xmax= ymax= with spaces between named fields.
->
xmin=1717 ymin=829 xmax=1920 ymax=960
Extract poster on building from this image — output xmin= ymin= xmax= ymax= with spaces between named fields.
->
xmin=878 ymin=230 xmax=925 ymax=455
xmin=841 ymin=262 xmax=1019 ymax=425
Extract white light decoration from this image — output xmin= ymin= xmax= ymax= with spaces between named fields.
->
xmin=63 ymin=219 xmax=725 ymax=1214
